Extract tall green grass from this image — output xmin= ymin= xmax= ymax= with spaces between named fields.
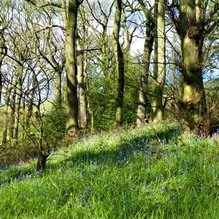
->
xmin=0 ymin=124 xmax=219 ymax=219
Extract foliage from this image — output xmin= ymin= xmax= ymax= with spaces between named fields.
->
xmin=43 ymin=106 xmax=67 ymax=147
xmin=123 ymin=56 xmax=139 ymax=125
xmin=0 ymin=124 xmax=219 ymax=219
xmin=88 ymin=69 xmax=116 ymax=131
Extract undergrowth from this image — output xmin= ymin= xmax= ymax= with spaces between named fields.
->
xmin=0 ymin=123 xmax=219 ymax=219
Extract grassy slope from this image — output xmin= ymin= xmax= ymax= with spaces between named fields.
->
xmin=0 ymin=123 xmax=219 ymax=219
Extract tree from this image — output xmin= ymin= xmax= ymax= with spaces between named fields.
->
xmin=0 ymin=24 xmax=6 ymax=104
xmin=168 ymin=0 xmax=219 ymax=132
xmin=25 ymin=0 xmax=82 ymax=138
xmin=0 ymin=1 xmax=8 ymax=144
xmin=76 ymin=35 xmax=88 ymax=130
xmin=150 ymin=0 xmax=166 ymax=123
xmin=64 ymin=0 xmax=83 ymax=138
xmin=76 ymin=6 xmax=91 ymax=131
xmin=113 ymin=0 xmax=125 ymax=127
xmin=136 ymin=0 xmax=155 ymax=127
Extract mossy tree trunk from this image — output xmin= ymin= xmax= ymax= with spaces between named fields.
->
xmin=113 ymin=0 xmax=125 ymax=127
xmin=65 ymin=0 xmax=82 ymax=138
xmin=150 ymin=0 xmax=166 ymax=123
xmin=177 ymin=0 xmax=206 ymax=131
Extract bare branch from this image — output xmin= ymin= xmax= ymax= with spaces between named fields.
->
xmin=35 ymin=25 xmax=65 ymax=33
xmin=25 ymin=0 xmax=63 ymax=9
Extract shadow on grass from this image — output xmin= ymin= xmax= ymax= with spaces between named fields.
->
xmin=0 ymin=125 xmax=179 ymax=185
xmin=48 ymin=125 xmax=179 ymax=170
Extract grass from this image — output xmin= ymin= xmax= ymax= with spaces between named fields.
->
xmin=0 ymin=123 xmax=219 ymax=219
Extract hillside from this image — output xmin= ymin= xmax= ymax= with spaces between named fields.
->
xmin=0 ymin=124 xmax=219 ymax=219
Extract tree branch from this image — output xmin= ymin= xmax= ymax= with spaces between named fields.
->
xmin=25 ymin=0 xmax=63 ymax=9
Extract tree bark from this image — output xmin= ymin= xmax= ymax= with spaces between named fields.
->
xmin=136 ymin=5 xmax=155 ymax=127
xmin=177 ymin=0 xmax=206 ymax=131
xmin=0 ymin=28 xmax=6 ymax=103
xmin=2 ymin=107 xmax=9 ymax=145
xmin=113 ymin=0 xmax=125 ymax=127
xmin=2 ymin=93 xmax=10 ymax=145
xmin=55 ymin=70 xmax=62 ymax=110
xmin=65 ymin=0 xmax=80 ymax=138
xmin=12 ymin=64 xmax=24 ymax=144
xmin=9 ymin=85 xmax=16 ymax=144
xmin=77 ymin=40 xmax=88 ymax=130
xmin=151 ymin=0 xmax=166 ymax=123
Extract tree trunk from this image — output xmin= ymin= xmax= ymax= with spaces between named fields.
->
xmin=1 ymin=77 xmax=14 ymax=145
xmin=2 ymin=105 xmax=9 ymax=145
xmin=113 ymin=0 xmax=125 ymax=127
xmin=25 ymin=72 xmax=37 ymax=135
xmin=0 ymin=29 xmax=6 ymax=103
xmin=0 ymin=28 xmax=6 ymax=143
xmin=12 ymin=64 xmax=24 ymax=144
xmin=9 ymin=87 xmax=16 ymax=144
xmin=36 ymin=150 xmax=50 ymax=171
xmin=101 ymin=26 xmax=110 ymax=76
xmin=177 ymin=0 xmax=206 ymax=131
xmin=35 ymin=105 xmax=50 ymax=171
xmin=77 ymin=40 xmax=88 ymax=130
xmin=151 ymin=0 xmax=166 ymax=123
xmin=65 ymin=0 xmax=80 ymax=138
xmin=55 ymin=71 xmax=62 ymax=111
xmin=136 ymin=6 xmax=155 ymax=127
